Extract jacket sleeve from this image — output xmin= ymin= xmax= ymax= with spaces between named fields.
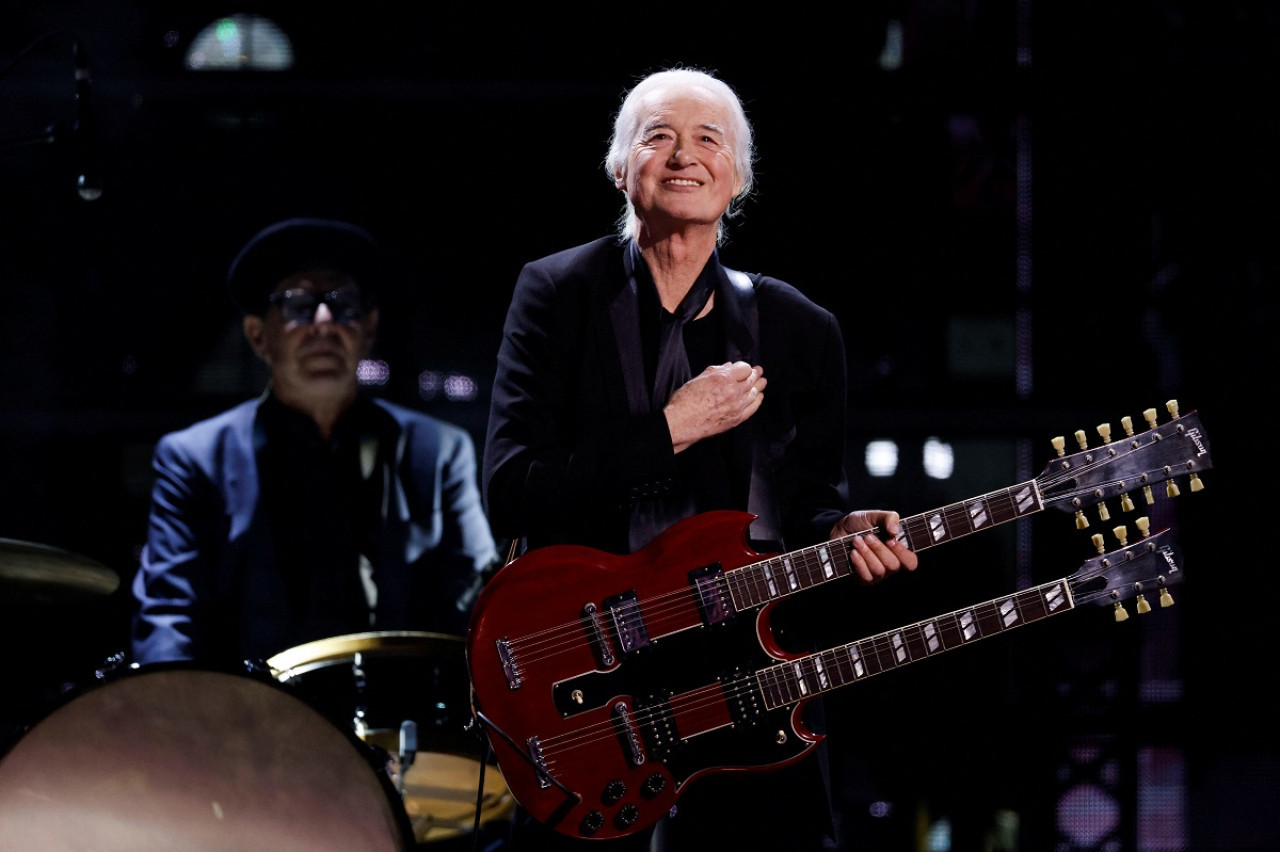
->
xmin=427 ymin=423 xmax=500 ymax=630
xmin=483 ymin=256 xmax=675 ymax=551
xmin=130 ymin=431 xmax=228 ymax=665
xmin=776 ymin=302 xmax=851 ymax=549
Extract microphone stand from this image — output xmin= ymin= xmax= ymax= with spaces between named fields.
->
xmin=1 ymin=30 xmax=97 ymax=200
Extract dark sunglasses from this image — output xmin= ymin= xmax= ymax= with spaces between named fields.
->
xmin=267 ymin=287 xmax=368 ymax=325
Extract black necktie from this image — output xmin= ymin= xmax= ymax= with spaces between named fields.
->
xmin=648 ymin=256 xmax=717 ymax=410
xmin=625 ymin=244 xmax=717 ymax=551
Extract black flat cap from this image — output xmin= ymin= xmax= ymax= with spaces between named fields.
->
xmin=226 ymin=217 xmax=383 ymax=314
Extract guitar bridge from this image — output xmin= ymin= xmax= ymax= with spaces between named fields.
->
xmin=582 ymin=602 xmax=616 ymax=668
xmin=611 ymin=701 xmax=648 ymax=768
xmin=497 ymin=637 xmax=522 ymax=689
xmin=527 ymin=735 xmax=551 ymax=789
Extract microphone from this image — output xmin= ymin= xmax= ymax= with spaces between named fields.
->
xmin=73 ymin=39 xmax=101 ymax=201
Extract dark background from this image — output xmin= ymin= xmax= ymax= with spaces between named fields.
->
xmin=0 ymin=2 xmax=1271 ymax=850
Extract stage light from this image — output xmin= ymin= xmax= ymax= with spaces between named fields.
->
xmin=865 ymin=440 xmax=899 ymax=477
xmin=185 ymin=14 xmax=294 ymax=71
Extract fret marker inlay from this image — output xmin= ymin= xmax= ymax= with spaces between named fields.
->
xmin=891 ymin=631 xmax=907 ymax=663
xmin=998 ymin=597 xmax=1019 ymax=627
xmin=782 ymin=556 xmax=798 ymax=592
xmin=791 ymin=661 xmax=810 ymax=695
xmin=763 ymin=564 xmax=778 ymax=599
xmin=1014 ymin=484 xmax=1036 ymax=514
xmin=849 ymin=646 xmax=865 ymax=679
xmin=927 ymin=512 xmax=946 ymax=542
xmin=923 ymin=621 xmax=940 ymax=653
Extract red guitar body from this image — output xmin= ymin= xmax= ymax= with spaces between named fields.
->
xmin=465 ymin=511 xmax=820 ymax=841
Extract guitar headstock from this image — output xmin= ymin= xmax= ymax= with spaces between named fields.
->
xmin=1039 ymin=399 xmax=1211 ymax=530
xmin=1068 ymin=523 xmax=1182 ymax=622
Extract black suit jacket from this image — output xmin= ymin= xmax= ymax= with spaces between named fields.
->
xmin=484 ymin=234 xmax=851 ymax=558
xmin=132 ymin=395 xmax=497 ymax=666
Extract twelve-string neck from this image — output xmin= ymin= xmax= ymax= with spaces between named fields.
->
xmin=725 ymin=479 xmax=1041 ymax=610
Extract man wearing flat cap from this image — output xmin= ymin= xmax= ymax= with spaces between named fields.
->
xmin=130 ymin=218 xmax=498 ymax=667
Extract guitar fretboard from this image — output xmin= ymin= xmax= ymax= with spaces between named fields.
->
xmin=755 ymin=577 xmax=1073 ymax=708
xmin=725 ymin=479 xmax=1043 ymax=610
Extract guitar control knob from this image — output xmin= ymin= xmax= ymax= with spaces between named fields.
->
xmin=641 ymin=773 xmax=667 ymax=798
xmin=601 ymin=780 xmax=627 ymax=805
xmin=614 ymin=804 xmax=639 ymax=829
xmin=578 ymin=810 xmax=605 ymax=836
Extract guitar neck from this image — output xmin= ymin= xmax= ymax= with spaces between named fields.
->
xmin=726 ymin=405 xmax=1209 ymax=613
xmin=754 ymin=527 xmax=1179 ymax=706
xmin=727 ymin=479 xmax=1041 ymax=610
xmin=757 ymin=573 xmax=1070 ymax=706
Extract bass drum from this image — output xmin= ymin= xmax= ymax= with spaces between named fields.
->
xmin=0 ymin=663 xmax=413 ymax=852
xmin=267 ymin=631 xmax=514 ymax=847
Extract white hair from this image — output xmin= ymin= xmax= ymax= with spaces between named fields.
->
xmin=604 ymin=68 xmax=755 ymax=244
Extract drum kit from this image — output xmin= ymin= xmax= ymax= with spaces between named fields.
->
xmin=0 ymin=539 xmax=515 ymax=851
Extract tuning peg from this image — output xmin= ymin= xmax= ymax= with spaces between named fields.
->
xmin=1167 ymin=478 xmax=1181 ymax=498
xmin=1097 ymin=501 xmax=1111 ymax=521
xmin=1052 ymin=435 xmax=1066 ymax=458
xmin=1113 ymin=525 xmax=1129 ymax=546
xmin=1075 ymin=429 xmax=1089 ymax=451
xmin=1190 ymin=472 xmax=1205 ymax=492
xmin=1142 ymin=484 xmax=1156 ymax=505
xmin=1097 ymin=422 xmax=1112 ymax=443
xmin=1113 ymin=601 xmax=1130 ymax=622
xmin=1121 ymin=415 xmax=1135 ymax=437
xmin=1120 ymin=492 xmax=1136 ymax=513
xmin=1160 ymin=583 xmax=1175 ymax=608
xmin=1075 ymin=510 xmax=1089 ymax=530
xmin=1166 ymin=399 xmax=1180 ymax=418
xmin=1135 ymin=593 xmax=1152 ymax=614
xmin=1135 ymin=516 xmax=1151 ymax=537
xmin=1092 ymin=533 xmax=1106 ymax=554
xmin=1143 ymin=407 xmax=1159 ymax=430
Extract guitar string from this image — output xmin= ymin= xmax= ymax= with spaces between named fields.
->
xmin=528 ymin=536 xmax=1173 ymax=778
xmin=531 ymin=576 xmax=1089 ymax=776
xmin=495 ymin=424 xmax=1183 ymax=769
xmin=535 ymin=550 xmax=1169 ymax=778
xmin=499 ymin=433 xmax=1164 ymax=681
xmin=498 ymin=480 xmax=1036 ymax=675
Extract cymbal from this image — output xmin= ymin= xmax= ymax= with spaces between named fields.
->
xmin=0 ymin=538 xmax=120 ymax=605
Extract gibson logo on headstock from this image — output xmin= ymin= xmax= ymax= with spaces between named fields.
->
xmin=1186 ymin=427 xmax=1209 ymax=458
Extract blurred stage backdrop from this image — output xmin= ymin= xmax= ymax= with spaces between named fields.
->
xmin=1 ymin=3 xmax=1272 ymax=850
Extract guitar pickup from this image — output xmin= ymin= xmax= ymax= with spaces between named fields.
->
xmin=690 ymin=563 xmax=733 ymax=627
xmin=634 ymin=694 xmax=678 ymax=762
xmin=603 ymin=591 xmax=650 ymax=654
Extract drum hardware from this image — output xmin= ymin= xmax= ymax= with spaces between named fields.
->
xmin=267 ymin=631 xmax=516 ymax=845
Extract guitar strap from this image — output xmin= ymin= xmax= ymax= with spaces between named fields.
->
xmin=725 ymin=268 xmax=783 ymax=550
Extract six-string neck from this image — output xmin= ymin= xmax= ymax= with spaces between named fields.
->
xmin=756 ymin=576 xmax=1074 ymax=707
